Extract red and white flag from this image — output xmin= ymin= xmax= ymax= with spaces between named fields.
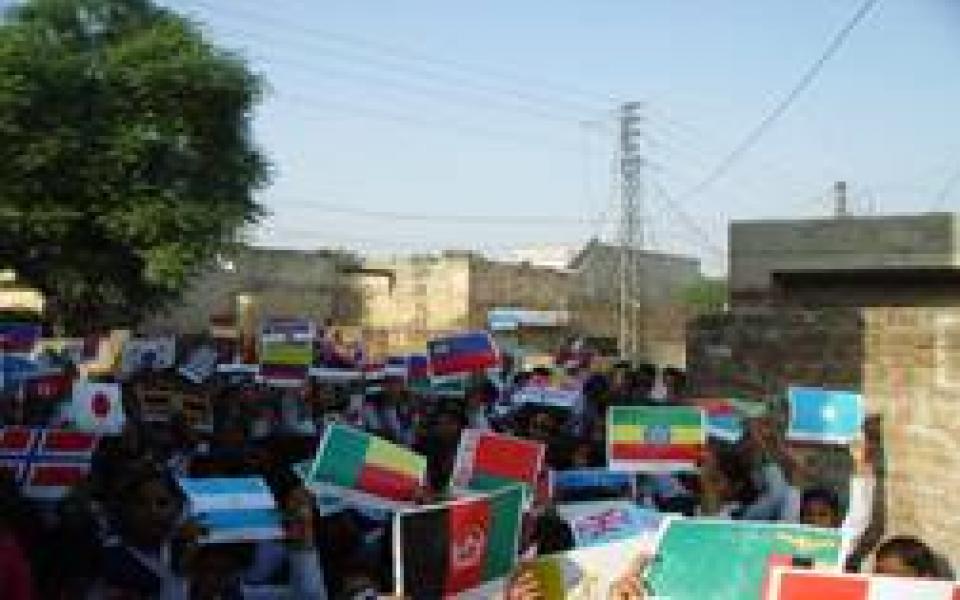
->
xmin=767 ymin=568 xmax=960 ymax=600
xmin=0 ymin=428 xmax=99 ymax=501
xmin=71 ymin=381 xmax=125 ymax=434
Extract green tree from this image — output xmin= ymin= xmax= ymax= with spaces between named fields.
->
xmin=0 ymin=0 xmax=268 ymax=333
xmin=679 ymin=277 xmax=728 ymax=315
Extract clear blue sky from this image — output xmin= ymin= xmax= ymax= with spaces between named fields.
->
xmin=158 ymin=0 xmax=960 ymax=273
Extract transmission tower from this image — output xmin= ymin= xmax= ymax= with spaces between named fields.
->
xmin=618 ymin=102 xmax=646 ymax=360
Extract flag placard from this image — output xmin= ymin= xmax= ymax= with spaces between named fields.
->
xmin=766 ymin=567 xmax=960 ymax=600
xmin=645 ymin=519 xmax=842 ymax=600
xmin=0 ymin=322 xmax=41 ymax=352
xmin=260 ymin=317 xmax=315 ymax=386
xmin=121 ymin=337 xmax=176 ymax=375
xmin=428 ymin=331 xmax=499 ymax=377
xmin=690 ymin=398 xmax=745 ymax=443
xmin=554 ymin=500 xmax=665 ymax=548
xmin=393 ymin=484 xmax=524 ymax=598
xmin=607 ymin=406 xmax=706 ymax=472
xmin=178 ymin=345 xmax=218 ymax=384
xmin=307 ymin=424 xmax=426 ymax=506
xmin=179 ymin=477 xmax=284 ymax=544
xmin=549 ymin=469 xmax=636 ymax=503
xmin=0 ymin=428 xmax=98 ymax=501
xmin=451 ymin=429 xmax=545 ymax=501
xmin=71 ymin=381 xmax=124 ymax=434
xmin=787 ymin=387 xmax=864 ymax=445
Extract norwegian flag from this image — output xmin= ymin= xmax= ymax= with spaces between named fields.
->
xmin=0 ymin=428 xmax=99 ymax=501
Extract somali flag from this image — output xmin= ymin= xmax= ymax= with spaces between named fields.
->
xmin=179 ymin=477 xmax=284 ymax=544
xmin=787 ymin=387 xmax=864 ymax=445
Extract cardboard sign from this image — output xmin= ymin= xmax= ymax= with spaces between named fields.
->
xmin=645 ymin=519 xmax=843 ymax=600
xmin=393 ymin=485 xmax=524 ymax=598
xmin=607 ymin=406 xmax=706 ymax=472
xmin=0 ymin=428 xmax=99 ymax=501
xmin=550 ymin=469 xmax=637 ymax=503
xmin=178 ymin=346 xmax=218 ymax=384
xmin=554 ymin=500 xmax=665 ymax=548
xmin=307 ymin=424 xmax=427 ymax=506
xmin=121 ymin=337 xmax=176 ymax=374
xmin=766 ymin=567 xmax=960 ymax=600
xmin=428 ymin=331 xmax=499 ymax=377
xmin=179 ymin=477 xmax=284 ymax=544
xmin=71 ymin=381 xmax=124 ymax=434
xmin=787 ymin=387 xmax=864 ymax=445
xmin=451 ymin=429 xmax=545 ymax=502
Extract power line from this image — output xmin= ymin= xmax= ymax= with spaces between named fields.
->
xmin=209 ymin=24 xmax=617 ymax=130
xmin=673 ymin=0 xmax=879 ymax=203
xmin=270 ymin=199 xmax=609 ymax=226
xmin=181 ymin=0 xmax=617 ymax=119
xmin=930 ymin=162 xmax=960 ymax=211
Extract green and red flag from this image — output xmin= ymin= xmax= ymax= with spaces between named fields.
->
xmin=307 ymin=424 xmax=426 ymax=506
xmin=450 ymin=429 xmax=545 ymax=500
xmin=393 ymin=484 xmax=524 ymax=598
xmin=607 ymin=406 xmax=706 ymax=472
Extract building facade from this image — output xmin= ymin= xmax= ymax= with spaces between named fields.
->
xmin=689 ymin=213 xmax=960 ymax=567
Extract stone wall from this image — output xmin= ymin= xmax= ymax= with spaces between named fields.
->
xmin=144 ymin=247 xmax=363 ymax=334
xmin=688 ymin=307 xmax=960 ymax=567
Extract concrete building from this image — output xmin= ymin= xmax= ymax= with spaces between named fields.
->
xmin=569 ymin=239 xmax=702 ymax=365
xmin=361 ymin=251 xmax=574 ymax=355
xmin=730 ymin=213 xmax=960 ymax=307
xmin=144 ymin=246 xmax=365 ymax=335
xmin=689 ymin=212 xmax=960 ymax=567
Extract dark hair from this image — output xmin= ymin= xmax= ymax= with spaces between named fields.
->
xmin=876 ymin=536 xmax=939 ymax=577
xmin=534 ymin=513 xmax=575 ymax=554
xmin=801 ymin=487 xmax=841 ymax=516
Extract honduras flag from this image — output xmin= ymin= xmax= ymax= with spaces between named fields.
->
xmin=179 ymin=477 xmax=285 ymax=544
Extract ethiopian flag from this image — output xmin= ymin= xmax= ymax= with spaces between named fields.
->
xmin=394 ymin=484 xmax=524 ymax=598
xmin=308 ymin=424 xmax=426 ymax=502
xmin=607 ymin=406 xmax=706 ymax=472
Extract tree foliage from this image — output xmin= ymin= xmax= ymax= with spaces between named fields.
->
xmin=679 ymin=277 xmax=728 ymax=315
xmin=0 ymin=0 xmax=268 ymax=333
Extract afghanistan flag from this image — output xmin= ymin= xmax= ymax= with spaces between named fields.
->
xmin=766 ymin=568 xmax=960 ymax=600
xmin=394 ymin=484 xmax=524 ymax=598
xmin=451 ymin=429 xmax=545 ymax=499
xmin=308 ymin=424 xmax=426 ymax=502
xmin=607 ymin=406 xmax=706 ymax=472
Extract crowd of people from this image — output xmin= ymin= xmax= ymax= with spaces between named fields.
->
xmin=0 ymin=340 xmax=953 ymax=599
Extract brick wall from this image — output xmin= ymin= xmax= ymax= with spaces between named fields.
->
xmin=688 ymin=307 xmax=960 ymax=567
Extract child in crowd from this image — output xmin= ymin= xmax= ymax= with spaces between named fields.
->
xmin=874 ymin=536 xmax=942 ymax=579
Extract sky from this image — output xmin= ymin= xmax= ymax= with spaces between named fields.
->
xmin=152 ymin=0 xmax=960 ymax=273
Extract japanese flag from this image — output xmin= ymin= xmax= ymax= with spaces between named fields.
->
xmin=71 ymin=381 xmax=125 ymax=434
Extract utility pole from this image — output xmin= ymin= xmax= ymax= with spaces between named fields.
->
xmin=618 ymin=102 xmax=645 ymax=361
xmin=834 ymin=180 xmax=849 ymax=218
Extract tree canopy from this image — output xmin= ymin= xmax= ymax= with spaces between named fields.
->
xmin=0 ymin=0 xmax=268 ymax=333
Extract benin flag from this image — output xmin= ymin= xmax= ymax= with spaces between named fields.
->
xmin=394 ymin=484 xmax=524 ymax=598
xmin=308 ymin=424 xmax=426 ymax=502
xmin=608 ymin=406 xmax=705 ymax=472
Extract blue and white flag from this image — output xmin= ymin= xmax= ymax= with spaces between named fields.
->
xmin=121 ymin=337 xmax=176 ymax=375
xmin=179 ymin=477 xmax=285 ymax=544
xmin=178 ymin=346 xmax=218 ymax=384
xmin=787 ymin=386 xmax=864 ymax=445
